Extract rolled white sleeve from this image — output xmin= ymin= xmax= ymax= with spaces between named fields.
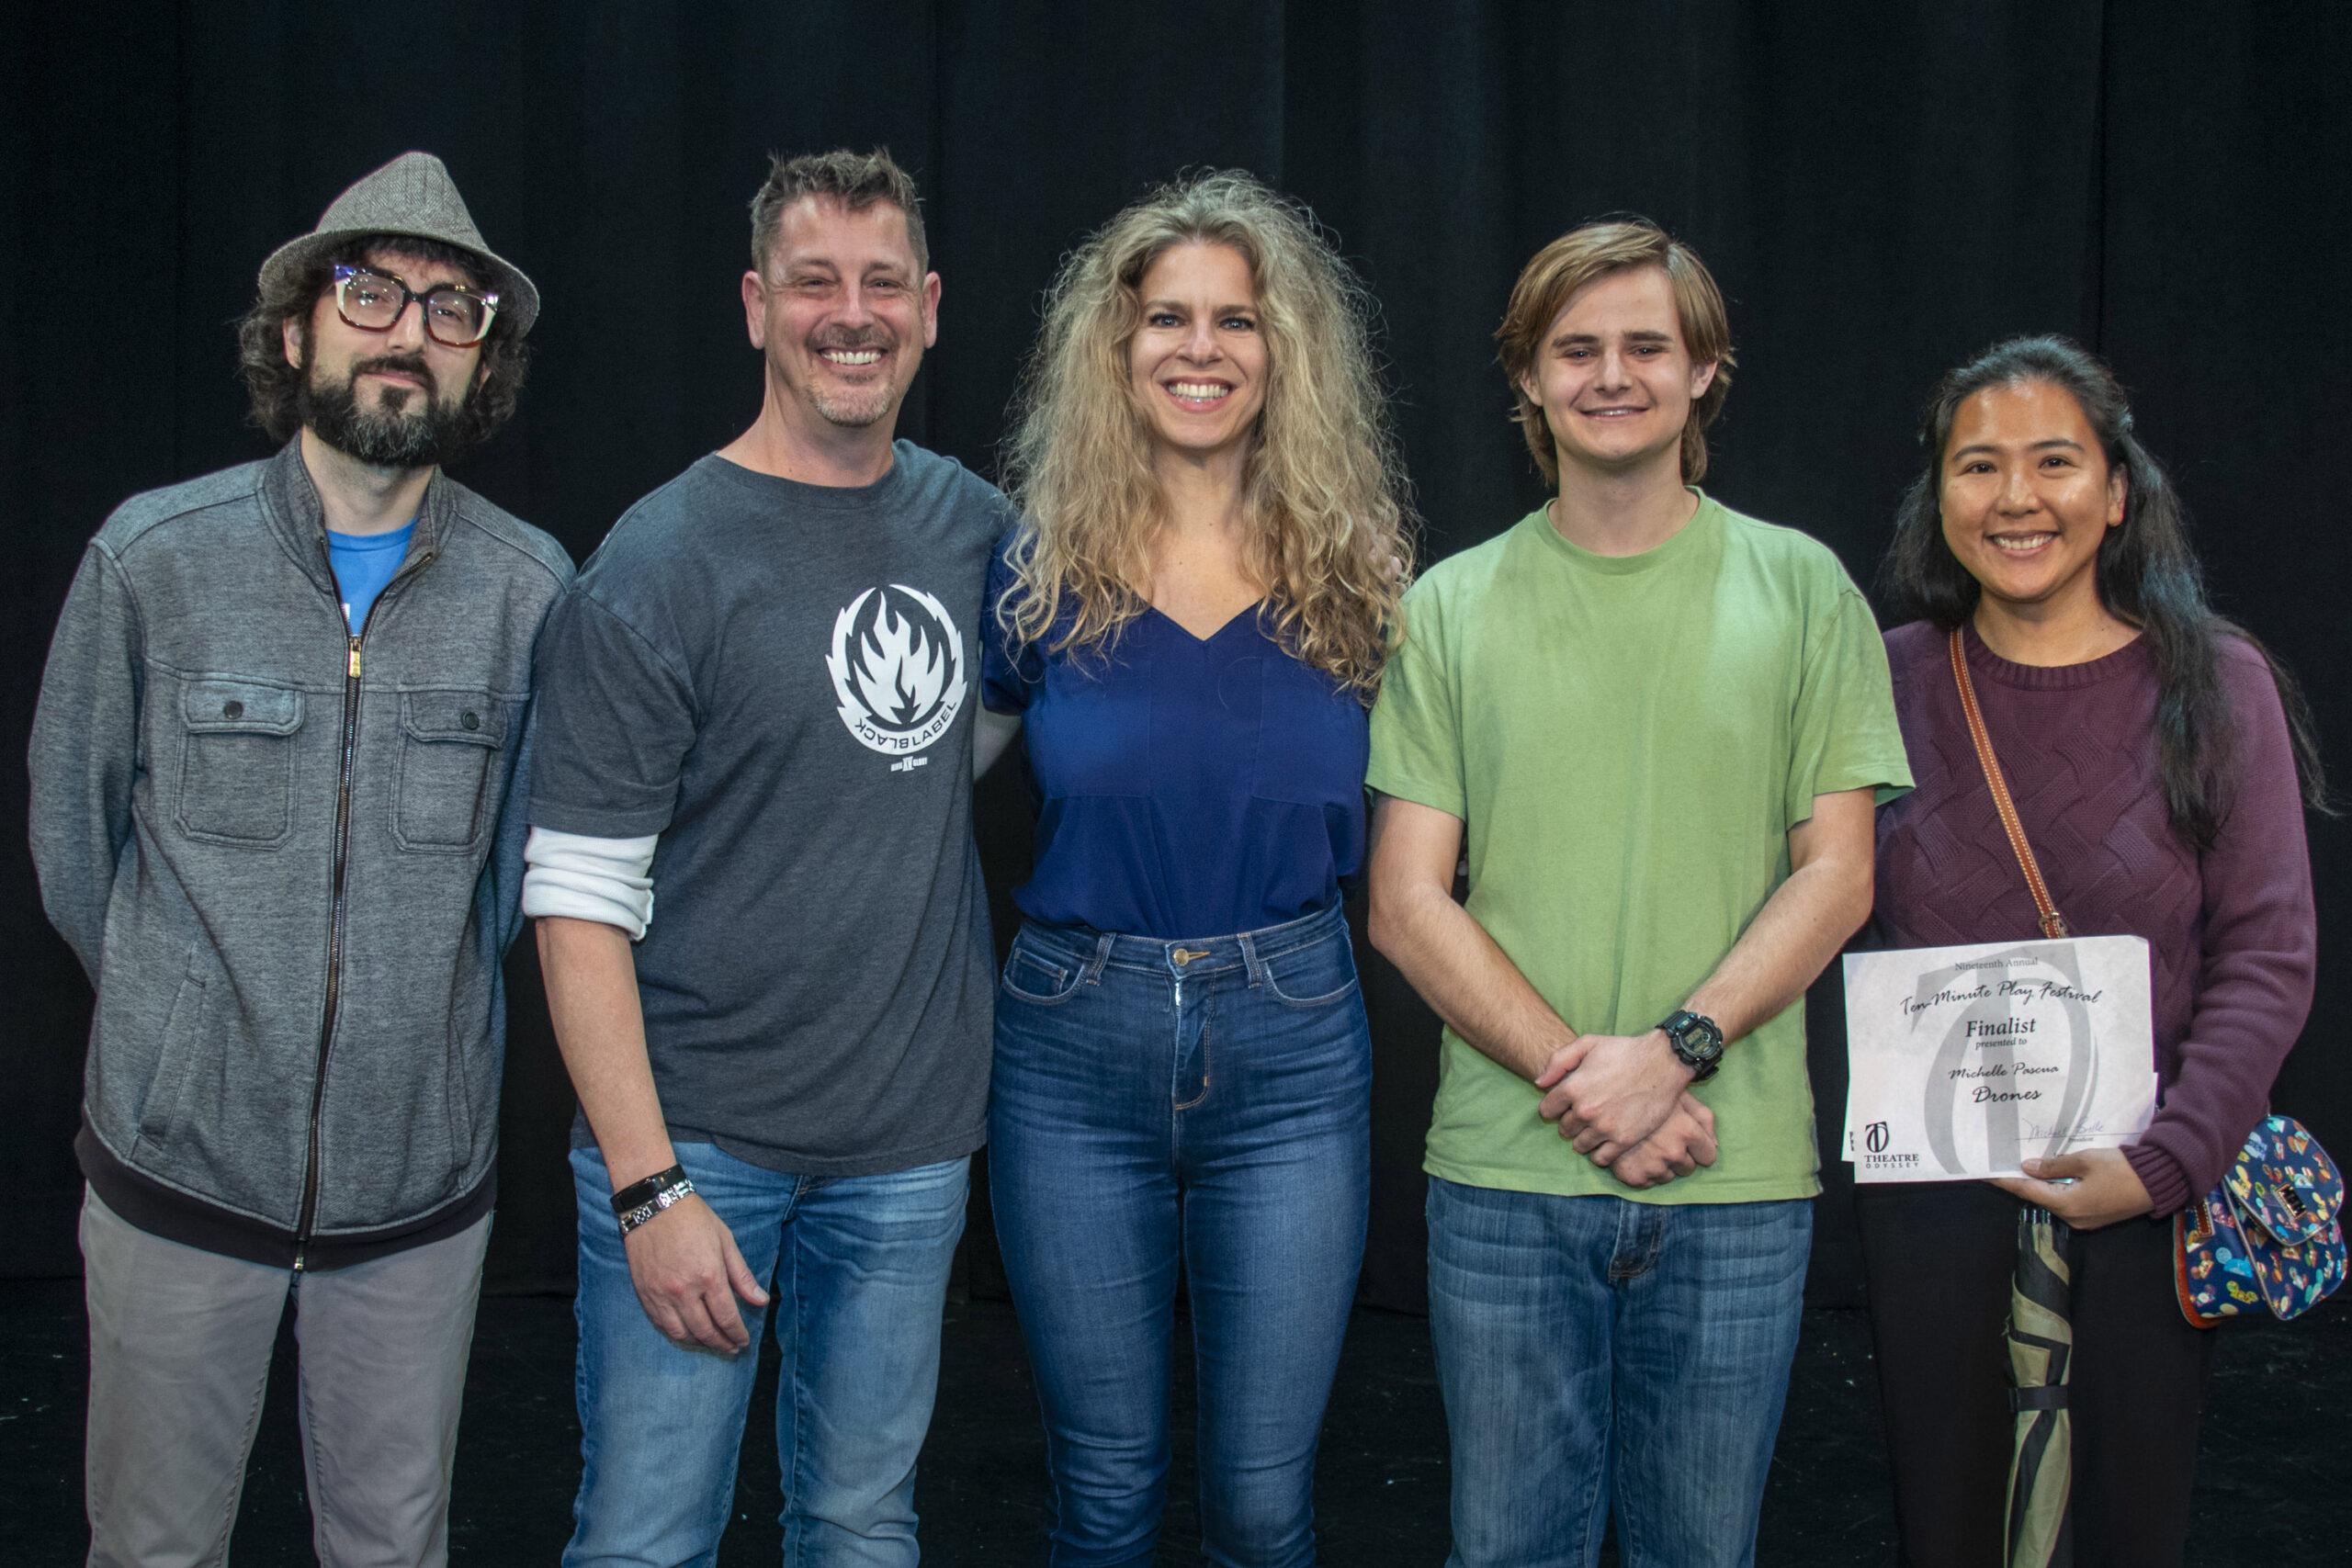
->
xmin=522 ymin=827 xmax=658 ymax=940
xmin=974 ymin=707 xmax=1022 ymax=779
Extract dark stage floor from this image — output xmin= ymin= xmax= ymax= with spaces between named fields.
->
xmin=3 ymin=1282 xmax=2346 ymax=1564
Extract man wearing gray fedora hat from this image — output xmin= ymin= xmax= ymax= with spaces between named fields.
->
xmin=30 ymin=151 xmax=571 ymax=1567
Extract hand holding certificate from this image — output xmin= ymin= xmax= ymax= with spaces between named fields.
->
xmin=1843 ymin=935 xmax=2157 ymax=1183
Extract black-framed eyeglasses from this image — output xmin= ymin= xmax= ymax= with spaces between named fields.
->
xmin=333 ymin=265 xmax=500 ymax=348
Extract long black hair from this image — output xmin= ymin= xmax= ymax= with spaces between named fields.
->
xmin=1882 ymin=334 xmax=2326 ymax=848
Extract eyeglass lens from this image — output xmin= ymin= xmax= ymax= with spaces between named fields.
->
xmin=337 ymin=270 xmax=494 ymax=347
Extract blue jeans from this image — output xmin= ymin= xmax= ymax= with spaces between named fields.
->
xmin=989 ymin=904 xmax=1372 ymax=1567
xmin=1425 ymin=1179 xmax=1812 ymax=1568
xmin=564 ymin=1143 xmax=968 ymax=1568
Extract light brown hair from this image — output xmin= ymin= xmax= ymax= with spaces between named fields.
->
xmin=1494 ymin=217 xmax=1736 ymax=483
xmin=998 ymin=170 xmax=1415 ymax=699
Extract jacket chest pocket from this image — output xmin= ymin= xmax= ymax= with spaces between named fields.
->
xmin=394 ymin=691 xmax=507 ymax=852
xmin=176 ymin=678 xmax=304 ymax=846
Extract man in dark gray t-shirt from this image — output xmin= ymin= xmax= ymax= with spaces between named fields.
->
xmin=522 ymin=150 xmax=1013 ymax=1568
xmin=530 ymin=445 xmax=1003 ymax=1174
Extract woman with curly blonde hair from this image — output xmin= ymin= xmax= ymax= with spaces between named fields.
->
xmin=979 ymin=169 xmax=1414 ymax=1565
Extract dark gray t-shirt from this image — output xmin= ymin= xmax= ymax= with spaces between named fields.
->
xmin=530 ymin=445 xmax=1009 ymax=1176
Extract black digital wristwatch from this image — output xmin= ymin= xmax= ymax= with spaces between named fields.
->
xmin=1657 ymin=1010 xmax=1725 ymax=1083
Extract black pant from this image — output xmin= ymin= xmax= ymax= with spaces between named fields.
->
xmin=1855 ymin=1180 xmax=2216 ymax=1568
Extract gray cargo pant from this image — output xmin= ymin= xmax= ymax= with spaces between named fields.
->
xmin=80 ymin=1188 xmax=491 ymax=1568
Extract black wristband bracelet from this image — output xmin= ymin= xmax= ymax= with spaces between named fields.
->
xmin=609 ymin=1164 xmax=688 ymax=1218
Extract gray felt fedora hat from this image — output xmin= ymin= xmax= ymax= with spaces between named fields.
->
xmin=257 ymin=151 xmax=539 ymax=335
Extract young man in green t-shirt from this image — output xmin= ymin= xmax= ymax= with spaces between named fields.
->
xmin=1366 ymin=219 xmax=1910 ymax=1566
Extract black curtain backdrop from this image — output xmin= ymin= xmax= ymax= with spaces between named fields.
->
xmin=5 ymin=4 xmax=2346 ymax=1312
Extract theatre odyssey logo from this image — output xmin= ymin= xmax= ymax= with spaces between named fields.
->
xmin=827 ymin=585 xmax=967 ymax=772
xmin=1854 ymin=1118 xmax=1921 ymax=1172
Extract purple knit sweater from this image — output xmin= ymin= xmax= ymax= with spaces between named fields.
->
xmin=1872 ymin=620 xmax=2316 ymax=1214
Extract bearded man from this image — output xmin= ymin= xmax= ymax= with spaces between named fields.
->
xmin=30 ymin=152 xmax=571 ymax=1568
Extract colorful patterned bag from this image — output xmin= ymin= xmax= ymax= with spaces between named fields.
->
xmin=2173 ymin=1114 xmax=2346 ymax=1326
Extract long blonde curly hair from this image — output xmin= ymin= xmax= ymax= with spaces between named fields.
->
xmin=997 ymin=171 xmax=1415 ymax=698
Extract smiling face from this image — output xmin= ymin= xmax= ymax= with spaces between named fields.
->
xmin=285 ymin=246 xmax=484 ymax=468
xmin=1127 ymin=242 xmax=1269 ymax=464
xmin=1939 ymin=380 xmax=2125 ymax=619
xmin=1518 ymin=265 xmax=1716 ymax=480
xmin=744 ymin=195 xmax=940 ymax=431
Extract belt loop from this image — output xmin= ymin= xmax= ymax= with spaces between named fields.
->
xmin=1080 ymin=931 xmax=1114 ymax=986
xmin=1238 ymin=931 xmax=1270 ymax=987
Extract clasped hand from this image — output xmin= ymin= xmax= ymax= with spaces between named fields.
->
xmin=623 ymin=1192 xmax=771 ymax=1353
xmin=1536 ymin=1030 xmax=1717 ymax=1189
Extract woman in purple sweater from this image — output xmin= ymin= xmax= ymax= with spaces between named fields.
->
xmin=1861 ymin=335 xmax=2325 ymax=1567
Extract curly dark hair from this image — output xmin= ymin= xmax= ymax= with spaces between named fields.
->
xmin=1881 ymin=333 xmax=2327 ymax=847
xmin=236 ymin=233 xmax=530 ymax=451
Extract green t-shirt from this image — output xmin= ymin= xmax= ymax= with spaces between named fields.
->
xmin=1367 ymin=493 xmax=1912 ymax=1203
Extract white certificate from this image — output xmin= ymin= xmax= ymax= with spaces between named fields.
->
xmin=1842 ymin=935 xmax=2157 ymax=1183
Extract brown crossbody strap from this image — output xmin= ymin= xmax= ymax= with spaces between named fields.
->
xmin=1948 ymin=626 xmax=2071 ymax=941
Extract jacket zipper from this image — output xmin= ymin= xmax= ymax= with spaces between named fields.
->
xmin=293 ymin=542 xmax=434 ymax=1272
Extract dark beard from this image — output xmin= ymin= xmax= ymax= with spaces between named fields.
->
xmin=299 ymin=351 xmax=472 ymax=468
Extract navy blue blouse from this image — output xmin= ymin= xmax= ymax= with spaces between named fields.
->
xmin=981 ymin=548 xmax=1369 ymax=940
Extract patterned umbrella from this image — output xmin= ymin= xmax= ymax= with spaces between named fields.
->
xmin=2005 ymin=1206 xmax=2075 ymax=1567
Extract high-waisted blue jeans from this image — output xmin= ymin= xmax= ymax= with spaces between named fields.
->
xmin=989 ymin=903 xmax=1372 ymax=1568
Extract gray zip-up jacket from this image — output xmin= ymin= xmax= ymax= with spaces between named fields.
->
xmin=30 ymin=440 xmax=571 ymax=1263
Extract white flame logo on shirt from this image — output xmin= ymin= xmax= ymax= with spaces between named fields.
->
xmin=826 ymin=585 xmax=967 ymax=763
